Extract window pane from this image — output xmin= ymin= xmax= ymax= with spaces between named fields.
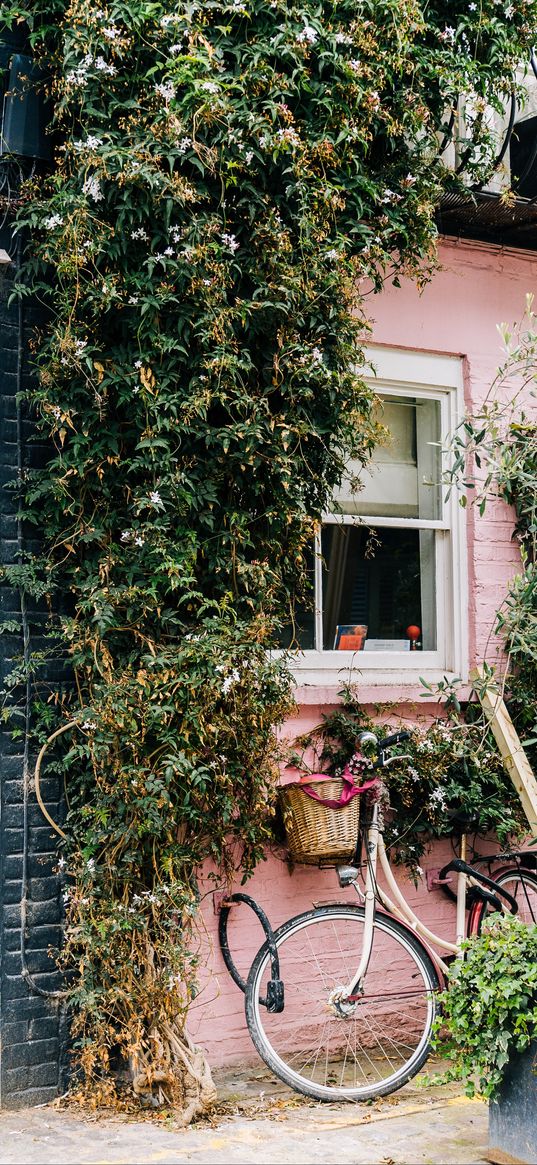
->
xmin=278 ymin=545 xmax=316 ymax=651
xmin=334 ymin=395 xmax=442 ymax=519
xmin=321 ymin=525 xmax=437 ymax=651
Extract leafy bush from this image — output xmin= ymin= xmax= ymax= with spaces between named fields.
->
xmin=434 ymin=914 xmax=537 ymax=1099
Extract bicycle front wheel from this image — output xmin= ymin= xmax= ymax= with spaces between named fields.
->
xmin=245 ymin=904 xmax=440 ymax=1103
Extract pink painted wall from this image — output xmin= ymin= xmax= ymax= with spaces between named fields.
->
xmin=189 ymin=238 xmax=536 ymax=1067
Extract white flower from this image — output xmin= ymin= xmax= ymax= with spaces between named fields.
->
xmin=134 ymin=359 xmax=143 ymax=368
xmin=221 ymin=232 xmax=239 ymax=252
xmin=297 ymin=24 xmax=318 ymax=44
xmin=177 ymin=137 xmax=191 ymax=153
xmin=170 ymin=44 xmax=183 ymax=55
xmin=325 ymin=249 xmax=338 ymax=260
xmin=244 ymin=149 xmax=254 ymax=164
xmin=66 ymin=55 xmax=94 ymax=86
xmin=335 ymin=32 xmax=353 ymax=45
xmin=312 ymin=347 xmax=324 ymax=363
xmin=276 ymin=126 xmax=300 ymax=146
xmin=131 ymin=227 xmax=148 ymax=240
xmin=155 ymin=81 xmax=175 ymax=101
xmin=103 ymin=26 xmax=121 ymax=39
xmin=74 ymin=339 xmax=88 ymax=356
xmin=120 ymin=530 xmax=131 ymax=542
xmin=164 ymin=246 xmax=174 ymax=256
xmin=440 ymin=26 xmax=456 ymax=42
xmin=221 ymin=669 xmax=240 ymax=695
xmin=44 ymin=213 xmax=63 ymax=229
xmin=86 ymin=858 xmax=96 ymax=874
xmin=82 ymin=720 xmax=97 ymax=730
xmin=95 ymin=55 xmax=117 ymax=75
xmin=128 ymin=295 xmax=139 ymax=305
xmin=83 ymin=175 xmax=103 ymax=202
xmin=57 ymin=857 xmax=66 ymax=871
xmin=149 ymin=490 xmax=162 ymax=505
xmin=349 ymin=59 xmax=361 ymax=73
xmin=201 ymin=81 xmax=219 ymax=94
xmin=74 ymin=135 xmax=103 ymax=151
xmin=134 ymin=535 xmax=145 ymax=547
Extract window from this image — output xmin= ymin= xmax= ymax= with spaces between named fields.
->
xmin=290 ymin=347 xmax=468 ymax=688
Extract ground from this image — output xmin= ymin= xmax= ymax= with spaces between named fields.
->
xmin=0 ymin=1064 xmax=494 ymax=1165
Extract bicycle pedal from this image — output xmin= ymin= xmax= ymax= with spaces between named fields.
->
xmin=266 ymin=978 xmax=284 ymax=1013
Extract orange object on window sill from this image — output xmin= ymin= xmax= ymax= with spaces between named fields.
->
xmin=334 ymin=624 xmax=368 ymax=651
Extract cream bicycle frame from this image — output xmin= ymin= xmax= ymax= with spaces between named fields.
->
xmin=343 ymin=799 xmax=473 ymax=998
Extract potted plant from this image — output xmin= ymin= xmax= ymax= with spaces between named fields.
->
xmin=433 ymin=913 xmax=537 ymax=1164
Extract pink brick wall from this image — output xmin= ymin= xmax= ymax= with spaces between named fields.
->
xmin=190 ymin=238 xmax=534 ymax=1068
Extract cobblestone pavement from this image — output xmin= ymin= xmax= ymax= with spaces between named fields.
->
xmin=0 ymin=1067 xmax=490 ymax=1165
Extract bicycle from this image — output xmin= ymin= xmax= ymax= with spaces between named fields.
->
xmin=219 ymin=729 xmax=533 ymax=1103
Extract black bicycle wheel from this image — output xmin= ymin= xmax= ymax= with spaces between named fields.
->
xmin=245 ymin=903 xmax=440 ymax=1103
xmin=473 ymin=867 xmax=537 ymax=930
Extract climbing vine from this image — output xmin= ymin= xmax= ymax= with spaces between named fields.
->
xmin=2 ymin=0 xmax=536 ymax=1119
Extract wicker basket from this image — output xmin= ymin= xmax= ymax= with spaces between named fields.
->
xmin=279 ymin=779 xmax=360 ymax=865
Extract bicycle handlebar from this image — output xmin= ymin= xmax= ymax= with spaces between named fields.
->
xmin=440 ymin=858 xmax=519 ymax=915
xmin=377 ymin=731 xmax=411 ymax=751
xmin=358 ymin=730 xmax=411 ymax=755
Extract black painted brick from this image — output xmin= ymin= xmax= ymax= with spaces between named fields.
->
xmin=0 ymin=222 xmax=67 ymax=1109
xmin=3 ymin=1062 xmax=59 ymax=1091
xmin=2 ymin=1039 xmax=59 ymax=1071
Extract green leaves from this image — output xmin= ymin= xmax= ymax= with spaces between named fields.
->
xmin=433 ymin=915 xmax=537 ymax=1099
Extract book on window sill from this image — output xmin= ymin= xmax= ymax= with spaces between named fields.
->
xmin=333 ymin=624 xmax=368 ymax=651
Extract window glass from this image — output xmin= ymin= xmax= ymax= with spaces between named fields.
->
xmin=334 ymin=395 xmax=442 ymax=520
xmin=321 ymin=525 xmax=437 ymax=652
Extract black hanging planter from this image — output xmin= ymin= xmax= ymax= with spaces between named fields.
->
xmin=487 ymin=1040 xmax=537 ymax=1165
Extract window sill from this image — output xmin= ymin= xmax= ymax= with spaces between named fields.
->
xmin=287 ymin=653 xmax=469 ymax=705
xmin=293 ymin=679 xmax=472 ymax=705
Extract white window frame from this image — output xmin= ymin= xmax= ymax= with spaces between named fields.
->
xmin=290 ymin=345 xmax=468 ymax=690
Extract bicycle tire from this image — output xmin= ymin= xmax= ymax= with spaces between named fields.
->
xmin=245 ymin=903 xmax=440 ymax=1103
xmin=470 ymin=867 xmax=537 ymax=932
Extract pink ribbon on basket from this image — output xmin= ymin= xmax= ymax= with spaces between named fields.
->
xmin=298 ymin=754 xmax=379 ymax=810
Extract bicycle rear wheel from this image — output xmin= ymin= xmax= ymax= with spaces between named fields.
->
xmin=470 ymin=867 xmax=537 ymax=932
xmin=245 ymin=903 xmax=440 ymax=1103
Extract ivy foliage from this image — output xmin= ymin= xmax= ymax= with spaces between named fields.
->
xmin=433 ymin=913 xmax=537 ymax=1099
xmin=2 ymin=0 xmax=537 ymax=1115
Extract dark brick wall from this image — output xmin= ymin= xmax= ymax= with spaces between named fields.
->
xmin=0 ymin=222 xmax=69 ymax=1108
